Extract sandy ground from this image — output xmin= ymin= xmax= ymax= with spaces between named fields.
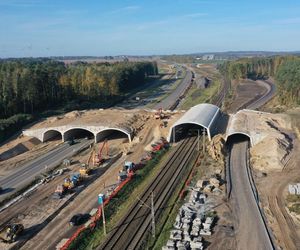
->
xmin=0 ymin=110 xmax=181 ymax=250
xmin=225 ymin=79 xmax=300 ymax=249
xmin=253 ymin=117 xmax=300 ymax=250
xmin=227 ymin=79 xmax=267 ymax=113
xmin=29 ymin=109 xmax=151 ymax=129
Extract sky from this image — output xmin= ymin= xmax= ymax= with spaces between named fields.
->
xmin=0 ymin=0 xmax=300 ymax=57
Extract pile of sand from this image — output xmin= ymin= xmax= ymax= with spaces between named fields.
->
xmin=207 ymin=134 xmax=226 ymax=164
xmin=64 ymin=110 xmax=82 ymax=118
xmin=250 ymin=116 xmax=293 ymax=172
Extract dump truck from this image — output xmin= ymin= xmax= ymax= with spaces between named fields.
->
xmin=0 ymin=224 xmax=24 ymax=243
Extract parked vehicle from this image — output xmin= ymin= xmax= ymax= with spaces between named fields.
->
xmin=69 ymin=214 xmax=90 ymax=226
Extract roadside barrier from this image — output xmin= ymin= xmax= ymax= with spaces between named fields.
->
xmin=60 ymin=172 xmax=133 ymax=250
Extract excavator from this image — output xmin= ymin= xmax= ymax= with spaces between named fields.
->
xmin=93 ymin=139 xmax=109 ymax=166
xmin=0 ymin=223 xmax=24 ymax=243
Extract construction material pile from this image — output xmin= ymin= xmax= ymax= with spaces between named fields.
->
xmin=163 ymin=189 xmax=217 ymax=250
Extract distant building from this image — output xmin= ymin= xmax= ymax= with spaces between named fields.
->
xmin=202 ymin=54 xmax=215 ymax=60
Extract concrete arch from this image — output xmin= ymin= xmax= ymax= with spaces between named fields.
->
xmin=63 ymin=128 xmax=95 ymax=142
xmin=226 ymin=132 xmax=253 ymax=146
xmin=168 ymin=103 xmax=220 ymax=143
xmin=95 ymin=128 xmax=131 ymax=143
xmin=169 ymin=122 xmax=208 ymax=143
xmin=43 ymin=129 xmax=63 ymax=142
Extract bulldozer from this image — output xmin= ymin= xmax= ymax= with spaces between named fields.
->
xmin=0 ymin=223 xmax=24 ymax=243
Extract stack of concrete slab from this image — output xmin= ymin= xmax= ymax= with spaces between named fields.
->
xmin=289 ymin=183 xmax=300 ymax=195
xmin=163 ymin=188 xmax=217 ymax=250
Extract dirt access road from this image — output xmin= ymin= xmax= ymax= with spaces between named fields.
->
xmin=18 ymin=84 xmax=187 ymax=249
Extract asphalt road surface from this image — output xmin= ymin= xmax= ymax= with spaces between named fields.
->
xmin=153 ymin=69 xmax=192 ymax=110
xmin=247 ymin=80 xmax=276 ymax=110
xmin=229 ymin=141 xmax=274 ymax=250
xmin=0 ymin=139 xmax=92 ymax=202
xmin=228 ymin=79 xmax=276 ymax=250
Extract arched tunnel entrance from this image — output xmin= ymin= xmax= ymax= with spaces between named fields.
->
xmin=96 ymin=129 xmax=130 ymax=143
xmin=63 ymin=128 xmax=95 ymax=142
xmin=226 ymin=133 xmax=252 ymax=147
xmin=170 ymin=123 xmax=207 ymax=143
xmin=43 ymin=130 xmax=63 ymax=142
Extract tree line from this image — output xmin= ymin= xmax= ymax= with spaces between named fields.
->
xmin=219 ymin=56 xmax=300 ymax=106
xmin=0 ymin=59 xmax=158 ymax=118
xmin=0 ymin=59 xmax=158 ymax=142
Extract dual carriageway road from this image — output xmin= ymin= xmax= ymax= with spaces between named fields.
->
xmin=0 ymin=63 xmax=193 ymax=249
xmin=0 ymin=139 xmax=92 ymax=202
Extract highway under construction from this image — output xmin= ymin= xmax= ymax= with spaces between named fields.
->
xmin=0 ymin=62 xmax=291 ymax=250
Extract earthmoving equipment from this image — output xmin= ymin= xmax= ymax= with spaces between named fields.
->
xmin=63 ymin=172 xmax=82 ymax=189
xmin=123 ymin=161 xmax=135 ymax=172
xmin=118 ymin=170 xmax=128 ymax=182
xmin=0 ymin=223 xmax=24 ymax=243
xmin=53 ymin=184 xmax=68 ymax=199
xmin=154 ymin=108 xmax=165 ymax=119
xmin=87 ymin=147 xmax=96 ymax=168
xmin=94 ymin=139 xmax=109 ymax=166
xmin=79 ymin=164 xmax=91 ymax=176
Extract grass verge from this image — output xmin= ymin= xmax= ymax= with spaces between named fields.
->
xmin=67 ymin=148 xmax=172 ymax=250
xmin=145 ymin=150 xmax=200 ymax=249
xmin=180 ymin=79 xmax=221 ymax=109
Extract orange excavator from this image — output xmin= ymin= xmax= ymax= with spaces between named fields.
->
xmin=93 ymin=139 xmax=109 ymax=166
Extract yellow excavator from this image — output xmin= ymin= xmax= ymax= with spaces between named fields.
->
xmin=0 ymin=223 xmax=24 ymax=243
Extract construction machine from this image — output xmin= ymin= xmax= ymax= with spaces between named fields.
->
xmin=93 ymin=139 xmax=109 ymax=166
xmin=79 ymin=164 xmax=91 ymax=176
xmin=154 ymin=108 xmax=165 ymax=120
xmin=53 ymin=184 xmax=67 ymax=199
xmin=0 ymin=223 xmax=24 ymax=243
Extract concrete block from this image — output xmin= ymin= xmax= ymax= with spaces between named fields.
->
xmin=209 ymin=177 xmax=220 ymax=187
xmin=196 ymin=180 xmax=204 ymax=188
xmin=170 ymin=230 xmax=182 ymax=241
xmin=166 ymin=240 xmax=175 ymax=247
xmin=200 ymin=229 xmax=211 ymax=236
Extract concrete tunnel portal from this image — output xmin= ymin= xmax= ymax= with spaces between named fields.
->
xmin=170 ymin=123 xmax=207 ymax=143
xmin=40 ymin=126 xmax=132 ymax=143
xmin=43 ymin=129 xmax=62 ymax=142
xmin=226 ymin=133 xmax=252 ymax=147
xmin=63 ymin=128 xmax=95 ymax=142
xmin=167 ymin=103 xmax=220 ymax=143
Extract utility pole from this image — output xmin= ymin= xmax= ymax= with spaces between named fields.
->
xmin=137 ymin=191 xmax=156 ymax=238
xmin=102 ymin=204 xmax=106 ymax=235
xmin=151 ymin=191 xmax=156 ymax=238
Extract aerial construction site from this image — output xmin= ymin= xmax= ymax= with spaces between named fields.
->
xmin=0 ymin=2 xmax=300 ymax=249
xmin=0 ymin=59 xmax=299 ymax=250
